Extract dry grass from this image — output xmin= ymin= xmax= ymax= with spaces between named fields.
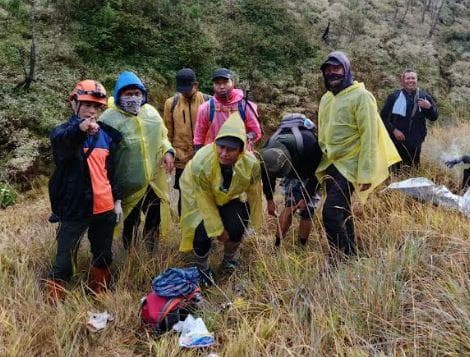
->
xmin=1 ymin=125 xmax=469 ymax=356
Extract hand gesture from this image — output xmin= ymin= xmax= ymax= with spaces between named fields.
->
xmin=79 ymin=117 xmax=99 ymax=135
xmin=162 ymin=152 xmax=175 ymax=174
xmin=417 ymin=98 xmax=431 ymax=110
xmin=114 ymin=200 xmax=123 ymax=223
xmin=445 ymin=157 xmax=462 ymax=168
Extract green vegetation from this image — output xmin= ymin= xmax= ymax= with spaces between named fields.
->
xmin=0 ymin=182 xmax=17 ymax=208
xmin=0 ymin=0 xmax=469 ymax=186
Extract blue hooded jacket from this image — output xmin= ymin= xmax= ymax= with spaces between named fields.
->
xmin=320 ymin=51 xmax=354 ymax=94
xmin=114 ymin=71 xmax=148 ymax=106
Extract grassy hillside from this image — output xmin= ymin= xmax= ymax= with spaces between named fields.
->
xmin=0 ymin=123 xmax=469 ymax=355
xmin=0 ymin=0 xmax=469 ymax=187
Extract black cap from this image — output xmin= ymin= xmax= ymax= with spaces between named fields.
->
xmin=176 ymin=68 xmax=197 ymax=93
xmin=320 ymin=57 xmax=341 ymax=71
xmin=212 ymin=68 xmax=232 ymax=81
xmin=215 ymin=136 xmax=243 ymax=149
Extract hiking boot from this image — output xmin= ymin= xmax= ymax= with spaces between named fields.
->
xmin=220 ymin=258 xmax=239 ymax=274
xmin=45 ymin=279 xmax=66 ymax=304
xmin=198 ymin=268 xmax=215 ymax=288
xmin=88 ymin=266 xmax=112 ymax=295
xmin=299 ymin=237 xmax=308 ymax=246
xmin=274 ymin=235 xmax=281 ymax=247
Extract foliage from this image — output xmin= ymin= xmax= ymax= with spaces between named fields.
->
xmin=0 ymin=182 xmax=17 ymax=208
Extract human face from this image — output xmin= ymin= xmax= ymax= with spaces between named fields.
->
xmin=401 ymin=72 xmax=417 ymax=93
xmin=75 ymin=100 xmax=104 ymax=121
xmin=323 ymin=64 xmax=345 ymax=87
xmin=217 ymin=144 xmax=242 ymax=166
xmin=182 ymin=83 xmax=198 ymax=99
xmin=120 ymin=87 xmax=143 ymax=98
xmin=213 ymin=78 xmax=234 ymax=99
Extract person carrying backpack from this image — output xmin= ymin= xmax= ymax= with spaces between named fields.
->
xmin=193 ymin=68 xmax=262 ymax=151
xmin=46 ymin=80 xmax=122 ymax=302
xmin=179 ymin=113 xmax=262 ymax=284
xmin=100 ymin=71 xmax=175 ymax=251
xmin=259 ymin=113 xmax=322 ymax=247
xmin=163 ymin=68 xmax=210 ymax=214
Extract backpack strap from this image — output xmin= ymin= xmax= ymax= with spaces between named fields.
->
xmin=209 ymin=98 xmax=215 ymax=123
xmin=170 ymin=94 xmax=179 ymax=114
xmin=290 ymin=126 xmax=304 ymax=152
xmin=237 ymin=100 xmax=246 ymax=121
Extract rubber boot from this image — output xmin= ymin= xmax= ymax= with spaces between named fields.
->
xmin=193 ymin=250 xmax=214 ymax=287
xmin=88 ymin=266 xmax=112 ymax=295
xmin=45 ymin=279 xmax=66 ymax=304
xmin=221 ymin=240 xmax=241 ymax=273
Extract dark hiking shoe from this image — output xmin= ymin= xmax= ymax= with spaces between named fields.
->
xmin=274 ymin=236 xmax=281 ymax=247
xmin=220 ymin=259 xmax=239 ymax=274
xmin=299 ymin=237 xmax=308 ymax=246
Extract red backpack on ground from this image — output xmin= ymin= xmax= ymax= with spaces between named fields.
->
xmin=139 ymin=287 xmax=202 ymax=334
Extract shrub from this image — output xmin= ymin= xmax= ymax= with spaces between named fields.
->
xmin=0 ymin=182 xmax=17 ymax=208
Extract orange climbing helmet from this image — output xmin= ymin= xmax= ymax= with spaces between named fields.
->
xmin=69 ymin=80 xmax=107 ymax=105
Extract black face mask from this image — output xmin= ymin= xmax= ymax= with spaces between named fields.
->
xmin=325 ymin=73 xmax=345 ymax=83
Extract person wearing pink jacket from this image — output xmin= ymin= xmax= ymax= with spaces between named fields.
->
xmin=193 ymin=68 xmax=262 ymax=150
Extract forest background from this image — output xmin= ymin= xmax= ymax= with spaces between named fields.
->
xmin=0 ymin=0 xmax=469 ymax=355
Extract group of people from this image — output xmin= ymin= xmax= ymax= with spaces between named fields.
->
xmin=46 ymin=50 xmax=465 ymax=302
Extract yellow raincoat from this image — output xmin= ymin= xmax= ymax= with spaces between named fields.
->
xmin=316 ymin=81 xmax=401 ymax=202
xmin=100 ymin=97 xmax=173 ymax=235
xmin=179 ymin=113 xmax=262 ymax=252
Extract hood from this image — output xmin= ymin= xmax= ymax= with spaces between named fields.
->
xmin=216 ymin=88 xmax=244 ymax=105
xmin=215 ymin=112 xmax=247 ymax=151
xmin=321 ymin=51 xmax=353 ymax=93
xmin=114 ymin=71 xmax=148 ymax=106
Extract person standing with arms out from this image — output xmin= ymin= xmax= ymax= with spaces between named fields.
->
xmin=380 ymin=69 xmax=438 ymax=169
xmin=316 ymin=51 xmax=401 ymax=257
xmin=47 ymin=80 xmax=122 ymax=302
xmin=100 ymin=71 xmax=175 ymax=251
xmin=193 ymin=68 xmax=262 ymax=151
xmin=163 ymin=68 xmax=210 ymax=214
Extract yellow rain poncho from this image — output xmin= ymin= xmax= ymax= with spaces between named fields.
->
xmin=316 ymin=81 xmax=401 ymax=202
xmin=179 ymin=113 xmax=262 ymax=252
xmin=100 ymin=97 xmax=173 ymax=235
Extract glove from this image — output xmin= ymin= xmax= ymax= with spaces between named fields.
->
xmin=114 ymin=200 xmax=122 ymax=223
xmin=445 ymin=157 xmax=462 ymax=168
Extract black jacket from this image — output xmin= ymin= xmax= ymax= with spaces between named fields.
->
xmin=261 ymin=129 xmax=322 ymax=200
xmin=380 ymin=89 xmax=438 ymax=148
xmin=48 ymin=115 xmax=122 ymax=221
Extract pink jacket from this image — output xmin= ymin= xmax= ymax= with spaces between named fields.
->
xmin=193 ymin=89 xmax=262 ymax=148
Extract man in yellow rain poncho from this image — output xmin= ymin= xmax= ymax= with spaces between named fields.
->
xmin=316 ymin=51 xmax=401 ymax=256
xmin=179 ymin=113 xmax=262 ymax=284
xmin=100 ymin=71 xmax=175 ymax=251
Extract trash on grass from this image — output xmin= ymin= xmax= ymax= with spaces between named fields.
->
xmin=386 ymin=177 xmax=470 ymax=217
xmin=86 ymin=311 xmax=115 ymax=332
xmin=172 ymin=314 xmax=214 ymax=348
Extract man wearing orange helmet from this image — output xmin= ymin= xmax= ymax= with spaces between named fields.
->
xmin=46 ymin=80 xmax=123 ymax=302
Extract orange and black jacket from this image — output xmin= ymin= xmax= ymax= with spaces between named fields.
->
xmin=49 ymin=115 xmax=122 ymax=221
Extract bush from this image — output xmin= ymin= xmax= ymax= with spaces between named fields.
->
xmin=0 ymin=182 xmax=17 ymax=208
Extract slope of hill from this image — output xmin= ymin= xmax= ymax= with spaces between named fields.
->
xmin=0 ymin=0 xmax=469 ymax=186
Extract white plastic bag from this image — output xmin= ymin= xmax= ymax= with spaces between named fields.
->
xmin=387 ymin=177 xmax=470 ymax=217
xmin=172 ymin=314 xmax=215 ymax=348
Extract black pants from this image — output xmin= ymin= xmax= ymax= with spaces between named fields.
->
xmin=462 ymin=168 xmax=470 ymax=190
xmin=393 ymin=142 xmax=421 ymax=169
xmin=50 ymin=210 xmax=116 ymax=282
xmin=174 ymin=167 xmax=184 ymax=215
xmin=123 ymin=187 xmax=161 ymax=250
xmin=193 ymin=199 xmax=250 ymax=257
xmin=322 ymin=165 xmax=356 ymax=255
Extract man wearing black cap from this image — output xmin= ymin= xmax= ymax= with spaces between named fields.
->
xmin=163 ymin=68 xmax=210 ymax=214
xmin=259 ymin=113 xmax=322 ymax=247
xmin=193 ymin=68 xmax=262 ymax=151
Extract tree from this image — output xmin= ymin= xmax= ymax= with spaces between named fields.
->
xmin=16 ymin=0 xmax=37 ymax=91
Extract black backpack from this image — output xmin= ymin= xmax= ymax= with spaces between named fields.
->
xmin=267 ymin=113 xmax=316 ymax=152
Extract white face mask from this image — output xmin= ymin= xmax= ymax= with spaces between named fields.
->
xmin=120 ymin=95 xmax=143 ymax=115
